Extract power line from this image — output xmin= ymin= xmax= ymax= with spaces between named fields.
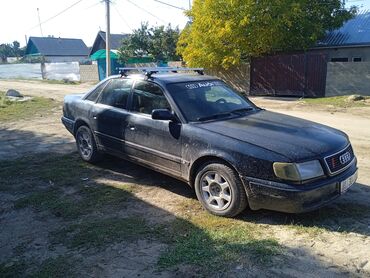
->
xmin=124 ymin=0 xmax=167 ymax=24
xmin=113 ymin=4 xmax=132 ymax=31
xmin=27 ymin=0 xmax=85 ymax=32
xmin=152 ymin=0 xmax=186 ymax=11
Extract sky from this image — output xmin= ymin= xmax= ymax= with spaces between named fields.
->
xmin=0 ymin=0 xmax=191 ymax=47
xmin=0 ymin=0 xmax=369 ymax=48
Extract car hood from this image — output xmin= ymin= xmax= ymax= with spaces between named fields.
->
xmin=196 ymin=110 xmax=348 ymax=161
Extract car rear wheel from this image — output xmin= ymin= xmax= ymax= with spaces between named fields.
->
xmin=76 ymin=125 xmax=101 ymax=163
xmin=194 ymin=162 xmax=247 ymax=217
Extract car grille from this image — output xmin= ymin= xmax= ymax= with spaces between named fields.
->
xmin=324 ymin=144 xmax=354 ymax=175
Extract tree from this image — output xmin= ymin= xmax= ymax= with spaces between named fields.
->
xmin=0 ymin=44 xmax=13 ymax=63
xmin=0 ymin=41 xmax=24 ymax=62
xmin=178 ymin=0 xmax=357 ymax=69
xmin=118 ymin=22 xmax=181 ymax=63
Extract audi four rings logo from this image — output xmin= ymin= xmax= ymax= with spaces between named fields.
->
xmin=339 ymin=152 xmax=351 ymax=165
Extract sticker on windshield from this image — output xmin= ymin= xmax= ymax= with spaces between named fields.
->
xmin=185 ymin=81 xmax=223 ymax=90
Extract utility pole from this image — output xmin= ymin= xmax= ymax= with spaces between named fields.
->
xmin=105 ymin=0 xmax=111 ymax=77
xmin=37 ymin=8 xmax=44 ymax=37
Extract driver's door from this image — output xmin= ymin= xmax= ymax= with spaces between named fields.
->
xmin=124 ymin=81 xmax=183 ymax=176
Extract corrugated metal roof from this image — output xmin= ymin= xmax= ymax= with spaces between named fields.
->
xmin=317 ymin=10 xmax=370 ymax=47
xmin=98 ymin=31 xmax=129 ymax=50
xmin=26 ymin=37 xmax=89 ymax=56
xmin=89 ymin=31 xmax=129 ymax=56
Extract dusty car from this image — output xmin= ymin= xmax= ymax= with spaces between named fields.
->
xmin=62 ymin=68 xmax=358 ymax=217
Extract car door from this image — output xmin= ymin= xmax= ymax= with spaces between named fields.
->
xmin=124 ymin=80 xmax=183 ymax=176
xmin=90 ymin=78 xmax=133 ymax=154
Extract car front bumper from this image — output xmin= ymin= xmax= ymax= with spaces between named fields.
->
xmin=242 ymin=162 xmax=358 ymax=213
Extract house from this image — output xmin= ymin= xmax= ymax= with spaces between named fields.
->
xmin=313 ymin=10 xmax=370 ymax=62
xmin=249 ymin=10 xmax=370 ymax=97
xmin=25 ymin=36 xmax=89 ymax=63
xmin=89 ymin=31 xmax=129 ymax=56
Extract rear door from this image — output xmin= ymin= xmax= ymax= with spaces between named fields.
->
xmin=91 ymin=78 xmax=133 ymax=154
xmin=124 ymin=80 xmax=183 ymax=176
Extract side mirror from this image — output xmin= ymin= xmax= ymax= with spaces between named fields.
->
xmin=151 ymin=109 xmax=176 ymax=121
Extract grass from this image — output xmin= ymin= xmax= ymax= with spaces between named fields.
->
xmin=41 ymin=79 xmax=81 ymax=85
xmin=0 ymin=91 xmax=59 ymax=122
xmin=0 ymin=262 xmax=27 ymax=278
xmin=158 ymin=208 xmax=281 ymax=271
xmin=303 ymin=95 xmax=370 ymax=108
xmin=1 ymin=154 xmax=134 ymax=219
xmin=12 ymin=153 xmax=370 ymax=275
xmin=51 ymin=217 xmax=153 ymax=249
xmin=30 ymin=256 xmax=77 ymax=278
xmin=1 ymin=153 xmax=282 ymax=275
xmin=286 ymin=202 xmax=370 ymax=235
xmin=14 ymin=184 xmax=132 ymax=219
xmin=2 ymin=152 xmax=370 ymax=276
xmin=0 ymin=257 xmax=76 ymax=278
xmin=0 ymin=154 xmax=97 ymax=191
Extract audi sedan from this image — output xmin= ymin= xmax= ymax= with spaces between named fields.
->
xmin=62 ymin=69 xmax=358 ymax=217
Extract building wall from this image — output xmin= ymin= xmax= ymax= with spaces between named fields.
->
xmin=311 ymin=46 xmax=370 ymax=62
xmin=80 ymin=64 xmax=99 ymax=82
xmin=44 ymin=56 xmax=88 ymax=63
xmin=326 ymin=61 xmax=370 ymax=96
xmin=206 ymin=64 xmax=250 ymax=94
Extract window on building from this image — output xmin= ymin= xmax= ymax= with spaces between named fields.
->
xmin=352 ymin=57 xmax=362 ymax=62
xmin=331 ymin=57 xmax=349 ymax=62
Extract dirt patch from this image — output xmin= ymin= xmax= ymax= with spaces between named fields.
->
xmin=0 ymin=80 xmax=370 ymax=276
xmin=0 ymin=79 xmax=93 ymax=102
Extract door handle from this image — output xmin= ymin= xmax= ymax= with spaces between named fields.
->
xmin=128 ymin=125 xmax=136 ymax=131
xmin=93 ymin=115 xmax=97 ymax=120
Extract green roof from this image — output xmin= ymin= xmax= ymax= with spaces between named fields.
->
xmin=90 ymin=49 xmax=118 ymax=60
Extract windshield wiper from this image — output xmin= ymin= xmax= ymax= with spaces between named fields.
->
xmin=229 ymin=107 xmax=254 ymax=115
xmin=197 ymin=112 xmax=233 ymax=122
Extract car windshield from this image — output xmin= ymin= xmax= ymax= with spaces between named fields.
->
xmin=167 ymin=80 xmax=256 ymax=122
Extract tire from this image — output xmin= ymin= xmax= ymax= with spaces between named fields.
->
xmin=75 ymin=125 xmax=101 ymax=163
xmin=194 ymin=162 xmax=247 ymax=217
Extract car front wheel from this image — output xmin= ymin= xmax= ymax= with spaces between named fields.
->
xmin=194 ymin=162 xmax=248 ymax=217
xmin=75 ymin=125 xmax=101 ymax=163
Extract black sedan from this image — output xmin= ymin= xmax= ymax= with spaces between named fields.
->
xmin=62 ymin=68 xmax=358 ymax=217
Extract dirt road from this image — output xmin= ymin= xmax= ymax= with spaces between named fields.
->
xmin=0 ymin=79 xmax=93 ymax=101
xmin=1 ymin=80 xmax=370 ymax=277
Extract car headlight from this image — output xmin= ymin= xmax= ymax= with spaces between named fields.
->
xmin=273 ymin=160 xmax=324 ymax=182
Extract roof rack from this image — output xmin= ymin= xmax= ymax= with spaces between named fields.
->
xmin=118 ymin=67 xmax=204 ymax=78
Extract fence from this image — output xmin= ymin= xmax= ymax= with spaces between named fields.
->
xmin=79 ymin=64 xmax=99 ymax=82
xmin=3 ymin=62 xmax=249 ymax=94
xmin=0 ymin=63 xmax=42 ymax=79
xmin=326 ymin=62 xmax=370 ymax=96
xmin=41 ymin=62 xmax=80 ymax=81
xmin=207 ymin=64 xmax=250 ymax=94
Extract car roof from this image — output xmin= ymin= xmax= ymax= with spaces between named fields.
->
xmin=149 ymin=73 xmax=219 ymax=84
xmin=109 ymin=73 xmax=219 ymax=85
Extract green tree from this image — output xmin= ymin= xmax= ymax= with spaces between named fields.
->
xmin=0 ymin=44 xmax=13 ymax=63
xmin=118 ymin=22 xmax=181 ymax=63
xmin=0 ymin=41 xmax=24 ymax=62
xmin=178 ymin=0 xmax=357 ymax=69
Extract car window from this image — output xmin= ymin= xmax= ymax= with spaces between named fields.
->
xmin=98 ymin=79 xmax=133 ymax=109
xmin=167 ymin=81 xmax=254 ymax=122
xmin=205 ymin=86 xmax=242 ymax=105
xmin=85 ymin=81 xmax=108 ymax=102
xmin=131 ymin=81 xmax=171 ymax=114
